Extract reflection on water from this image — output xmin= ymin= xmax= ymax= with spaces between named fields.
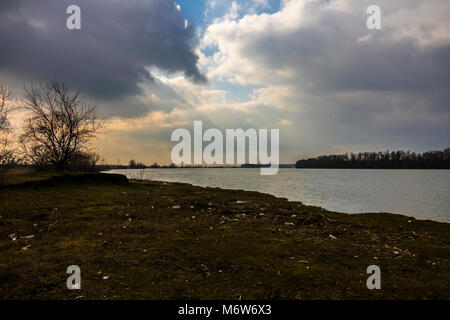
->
xmin=107 ymin=168 xmax=450 ymax=222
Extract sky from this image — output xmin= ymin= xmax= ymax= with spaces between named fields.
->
xmin=0 ymin=0 xmax=449 ymax=165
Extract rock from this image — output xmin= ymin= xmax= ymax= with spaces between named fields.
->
xmin=285 ymin=222 xmax=295 ymax=227
xmin=298 ymin=260 xmax=309 ymax=264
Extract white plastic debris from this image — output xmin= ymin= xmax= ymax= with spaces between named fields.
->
xmin=329 ymin=234 xmax=338 ymax=240
xmin=21 ymin=245 xmax=31 ymax=251
xmin=8 ymin=233 xmax=17 ymax=241
xmin=172 ymin=205 xmax=181 ymax=209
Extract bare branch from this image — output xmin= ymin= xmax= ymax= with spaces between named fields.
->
xmin=20 ymin=81 xmax=104 ymax=170
xmin=0 ymin=84 xmax=15 ymax=165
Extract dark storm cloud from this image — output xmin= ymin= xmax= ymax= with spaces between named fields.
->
xmin=0 ymin=0 xmax=206 ymax=103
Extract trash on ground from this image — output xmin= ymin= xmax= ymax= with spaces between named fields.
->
xmin=329 ymin=234 xmax=338 ymax=240
xmin=172 ymin=205 xmax=181 ymax=209
xmin=21 ymin=245 xmax=31 ymax=251
xmin=8 ymin=233 xmax=17 ymax=241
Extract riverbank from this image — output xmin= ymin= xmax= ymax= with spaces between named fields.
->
xmin=0 ymin=171 xmax=449 ymax=299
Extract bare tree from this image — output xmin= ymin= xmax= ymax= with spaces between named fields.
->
xmin=0 ymin=84 xmax=14 ymax=165
xmin=20 ymin=81 xmax=103 ymax=170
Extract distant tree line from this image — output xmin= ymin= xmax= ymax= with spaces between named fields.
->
xmin=126 ymin=160 xmax=177 ymax=169
xmin=128 ymin=159 xmax=146 ymax=169
xmin=296 ymin=149 xmax=450 ymax=169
